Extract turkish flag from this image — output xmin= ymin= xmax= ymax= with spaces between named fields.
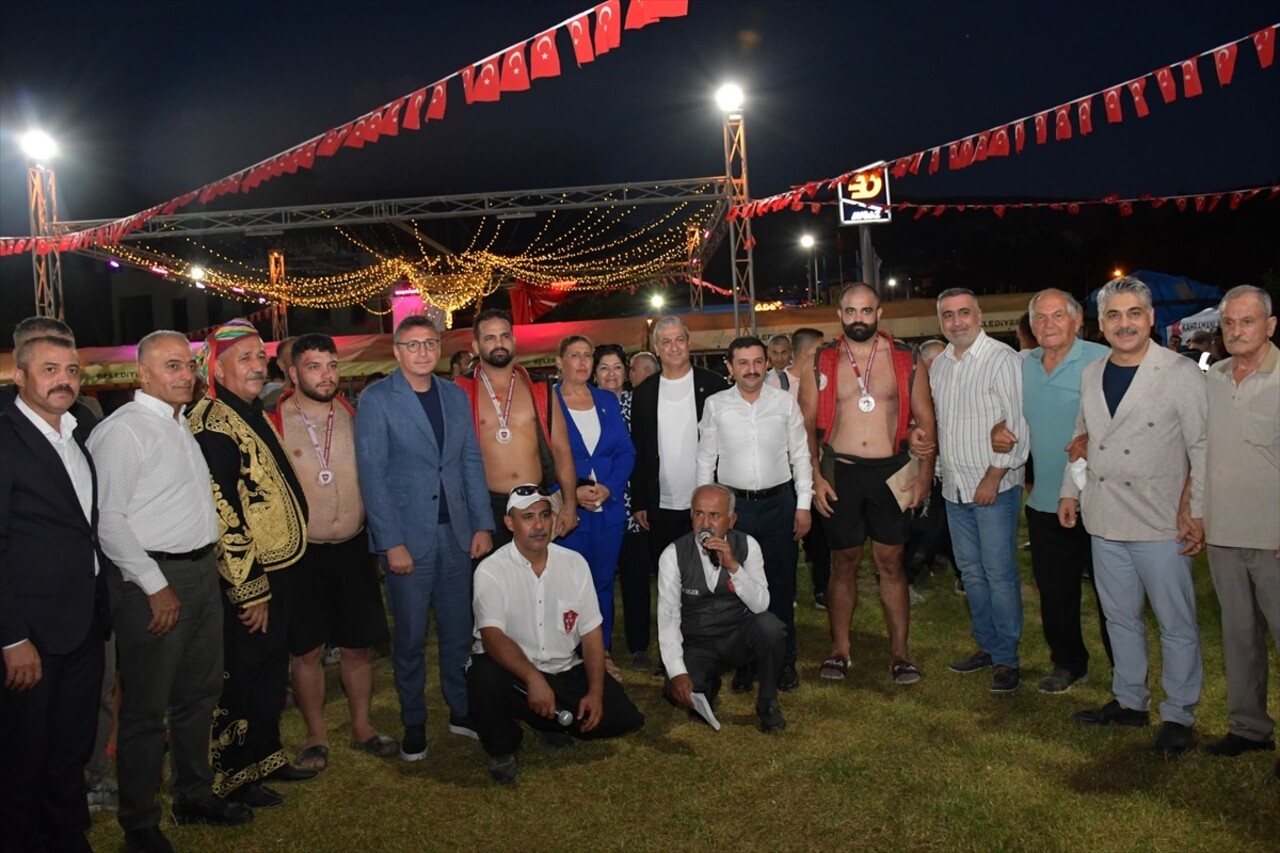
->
xmin=460 ymin=65 xmax=476 ymax=104
xmin=989 ymin=125 xmax=1010 ymax=156
xmin=1213 ymin=44 xmax=1239 ymax=86
xmin=1119 ymin=202 xmax=1133 ymax=217
xmin=474 ymin=58 xmax=501 ymax=102
xmin=1253 ymin=26 xmax=1276 ymax=68
xmin=932 ymin=206 xmax=946 ymax=218
xmin=569 ymin=13 xmax=594 ymax=65
xmin=1229 ymin=191 xmax=1244 ymax=210
xmin=427 ymin=83 xmax=447 ymax=120
xmin=380 ymin=99 xmax=403 ymax=136
xmin=993 ymin=205 xmax=1006 ymax=218
xmin=625 ymin=0 xmax=657 ymax=29
xmin=1208 ymin=194 xmax=1223 ymax=211
xmin=1194 ymin=195 xmax=1207 ymax=212
xmin=403 ymin=88 xmax=427 ymax=130
xmin=1176 ymin=197 xmax=1188 ymax=212
xmin=1103 ymin=86 xmax=1123 ymax=122
xmin=913 ymin=207 xmax=929 ymax=220
xmin=532 ymin=29 xmax=561 ymax=79
xmin=1014 ymin=120 xmax=1025 ymax=152
xmin=1034 ymin=112 xmax=1048 ymax=144
xmin=1127 ymin=77 xmax=1151 ymax=117
xmin=948 ymin=142 xmax=960 ymax=170
xmin=1180 ymin=57 xmax=1203 ymax=98
xmin=959 ymin=136 xmax=975 ymax=166
xmin=297 ymin=141 xmax=317 ymax=169
xmin=594 ymin=0 xmax=621 ymax=56
xmin=891 ymin=158 xmax=909 ymax=179
xmin=928 ymin=147 xmax=940 ymax=174
xmin=1076 ymin=97 xmax=1093 ymax=134
xmin=1066 ymin=203 xmax=1080 ymax=215
xmin=317 ymin=123 xmax=352 ymax=156
xmin=974 ymin=132 xmax=989 ymax=162
xmin=909 ymin=151 xmax=925 ymax=173
xmin=502 ymin=43 xmax=531 ymax=91
xmin=1053 ymin=105 xmax=1071 ymax=141
xmin=1155 ymin=66 xmax=1177 ymax=103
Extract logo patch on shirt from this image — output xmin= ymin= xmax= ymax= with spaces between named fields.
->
xmin=681 ymin=587 xmax=701 ymax=596
xmin=562 ymin=609 xmax=578 ymax=633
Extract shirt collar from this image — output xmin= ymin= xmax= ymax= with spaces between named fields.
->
xmin=15 ymin=396 xmax=78 ymax=442
xmin=134 ymin=389 xmax=186 ymax=422
xmin=945 ymin=329 xmax=990 ymax=361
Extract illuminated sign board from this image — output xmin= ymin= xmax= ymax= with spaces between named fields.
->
xmin=837 ymin=168 xmax=892 ymax=225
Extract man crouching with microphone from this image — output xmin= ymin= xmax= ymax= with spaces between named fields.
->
xmin=467 ymin=485 xmax=645 ymax=784
xmin=659 ymin=484 xmax=788 ymax=733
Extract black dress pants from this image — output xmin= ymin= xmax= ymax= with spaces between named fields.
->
xmin=1026 ymin=506 xmax=1114 ymax=676
xmin=677 ymin=612 xmax=786 ymax=709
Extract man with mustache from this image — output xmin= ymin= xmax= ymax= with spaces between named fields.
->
xmin=90 ymin=331 xmax=250 ymax=852
xmin=1061 ymin=277 xmax=1206 ymax=756
xmin=457 ymin=309 xmax=578 ymax=550
xmin=801 ymin=283 xmax=936 ymax=687
xmin=1 ymin=334 xmax=108 ymax=853
xmin=696 ymin=336 xmax=812 ymax=693
xmin=468 ymin=485 xmax=644 ymax=784
xmin=1199 ymin=285 xmax=1279 ymax=778
xmin=764 ymin=333 xmax=799 ymax=397
xmin=269 ymin=334 xmax=396 ymax=771
xmin=187 ymin=319 xmax=312 ymax=808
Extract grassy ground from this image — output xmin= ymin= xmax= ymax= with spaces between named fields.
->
xmin=88 ymin=539 xmax=1279 ymax=852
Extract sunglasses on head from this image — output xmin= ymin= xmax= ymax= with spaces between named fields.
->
xmin=510 ymin=484 xmax=552 ymax=498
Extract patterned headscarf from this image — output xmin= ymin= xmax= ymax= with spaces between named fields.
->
xmin=197 ymin=319 xmax=261 ymax=398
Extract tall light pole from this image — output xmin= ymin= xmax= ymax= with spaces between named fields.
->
xmin=887 ymin=276 xmax=897 ymax=302
xmin=800 ymin=234 xmax=818 ymax=303
xmin=717 ymin=83 xmax=757 ymax=337
xmin=22 ymin=130 xmax=63 ymax=319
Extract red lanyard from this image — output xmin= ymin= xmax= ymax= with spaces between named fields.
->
xmin=842 ymin=335 xmax=879 ymax=396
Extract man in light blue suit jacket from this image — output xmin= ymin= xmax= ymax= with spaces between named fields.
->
xmin=355 ymin=316 xmax=493 ymax=762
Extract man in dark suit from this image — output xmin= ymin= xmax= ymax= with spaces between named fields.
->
xmin=0 ymin=316 xmax=99 ymax=432
xmin=630 ymin=316 xmax=729 ymax=595
xmin=355 ymin=315 xmax=493 ymax=762
xmin=1 ymin=334 xmax=107 ymax=853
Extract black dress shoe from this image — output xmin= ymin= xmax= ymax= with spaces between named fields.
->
xmin=124 ymin=826 xmax=174 ymax=853
xmin=777 ymin=663 xmax=800 ymax=692
xmin=231 ymin=782 xmax=285 ymax=809
xmin=1204 ymin=732 xmax=1276 ymax=757
xmin=731 ymin=666 xmax=754 ymax=694
xmin=173 ymin=795 xmax=254 ymax=826
xmin=266 ymin=762 xmax=319 ymax=782
xmin=1075 ymin=699 xmax=1150 ymax=727
xmin=1154 ymin=721 xmax=1193 ymax=756
xmin=757 ymin=701 xmax=787 ymax=734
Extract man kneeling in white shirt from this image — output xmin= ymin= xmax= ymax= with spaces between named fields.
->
xmin=468 ymin=485 xmax=645 ymax=784
xmin=659 ymin=484 xmax=787 ymax=733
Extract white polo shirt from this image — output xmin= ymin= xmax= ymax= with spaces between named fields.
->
xmin=472 ymin=541 xmax=603 ymax=675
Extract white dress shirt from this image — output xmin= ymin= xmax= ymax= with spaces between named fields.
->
xmin=929 ymin=330 xmax=1029 ymax=503
xmin=15 ymin=397 xmax=95 ymax=546
xmin=657 ymin=534 xmax=770 ymax=679
xmin=695 ymin=383 xmax=813 ymax=510
xmin=472 ymin=542 xmax=603 ymax=675
xmin=87 ymin=391 xmax=219 ymax=594
xmin=765 ymin=366 xmax=800 ymax=398
xmin=657 ymin=370 xmax=698 ymax=510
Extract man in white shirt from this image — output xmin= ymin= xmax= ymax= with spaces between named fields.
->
xmin=697 ymin=336 xmax=811 ymax=694
xmin=930 ymin=288 xmax=1029 ymax=694
xmin=468 ymin=485 xmax=644 ymax=785
xmin=658 ymin=484 xmax=787 ymax=733
xmin=90 ymin=331 xmax=251 ymax=850
xmin=764 ymin=333 xmax=799 ymax=397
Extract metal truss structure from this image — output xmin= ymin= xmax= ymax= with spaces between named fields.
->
xmin=722 ymin=112 xmax=757 ymax=337
xmin=29 ymin=166 xmax=64 ymax=318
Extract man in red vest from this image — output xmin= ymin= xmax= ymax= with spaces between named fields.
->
xmin=800 ymin=283 xmax=936 ymax=687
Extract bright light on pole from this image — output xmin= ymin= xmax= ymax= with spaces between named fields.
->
xmin=189 ymin=265 xmax=206 ymax=281
xmin=800 ymin=235 xmax=818 ymax=303
xmin=715 ymin=83 xmax=744 ymax=113
xmin=20 ymin=130 xmax=57 ymax=163
xmin=799 ymin=234 xmax=815 ymax=249
xmin=650 ymin=294 xmax=665 ymax=309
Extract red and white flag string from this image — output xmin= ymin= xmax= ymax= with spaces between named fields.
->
xmin=889 ymin=184 xmax=1280 ymax=219
xmin=0 ymin=0 xmax=688 ymax=259
xmin=733 ymin=23 xmax=1277 ymax=221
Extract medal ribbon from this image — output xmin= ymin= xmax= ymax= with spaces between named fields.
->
xmin=842 ymin=335 xmax=879 ymax=399
xmin=477 ymin=367 xmax=515 ymax=433
xmin=294 ymin=396 xmax=334 ymax=471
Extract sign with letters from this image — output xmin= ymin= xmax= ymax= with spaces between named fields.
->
xmin=837 ymin=168 xmax=892 ymax=225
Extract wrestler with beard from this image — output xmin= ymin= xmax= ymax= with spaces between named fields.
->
xmin=799 ymin=283 xmax=936 ymax=686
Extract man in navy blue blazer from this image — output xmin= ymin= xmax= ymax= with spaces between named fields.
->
xmin=355 ymin=315 xmax=493 ymax=763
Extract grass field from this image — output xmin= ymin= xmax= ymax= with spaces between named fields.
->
xmin=87 ymin=542 xmax=1280 ymax=852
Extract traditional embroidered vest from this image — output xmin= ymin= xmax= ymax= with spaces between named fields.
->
xmin=813 ymin=330 xmax=915 ymax=450
xmin=676 ymin=529 xmax=752 ymax=645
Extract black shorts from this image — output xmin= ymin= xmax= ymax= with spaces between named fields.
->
xmin=825 ymin=453 xmax=911 ymax=550
xmin=287 ymin=532 xmax=390 ymax=656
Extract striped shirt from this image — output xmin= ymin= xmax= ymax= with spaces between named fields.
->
xmin=929 ymin=330 xmax=1029 ymax=503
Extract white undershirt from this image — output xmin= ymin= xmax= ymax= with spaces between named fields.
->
xmin=657 ymin=370 xmax=698 ymax=510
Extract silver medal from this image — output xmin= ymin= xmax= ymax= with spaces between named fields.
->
xmin=858 ymin=394 xmax=876 ymax=413
xmin=496 ymin=427 xmax=513 ymax=444
xmin=317 ymin=469 xmax=334 ymax=486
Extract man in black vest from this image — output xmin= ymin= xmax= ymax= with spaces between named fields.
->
xmin=657 ymin=484 xmax=787 ymax=733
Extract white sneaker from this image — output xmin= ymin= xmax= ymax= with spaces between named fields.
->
xmin=908 ymin=585 xmax=925 ymax=606
xmin=86 ymin=777 xmax=119 ymax=812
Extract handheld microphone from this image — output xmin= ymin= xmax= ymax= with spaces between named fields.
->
xmin=697 ymin=529 xmax=720 ymax=567
xmin=512 ymin=684 xmax=574 ymax=727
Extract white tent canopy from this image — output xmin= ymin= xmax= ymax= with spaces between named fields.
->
xmin=1167 ymin=305 xmax=1219 ymax=342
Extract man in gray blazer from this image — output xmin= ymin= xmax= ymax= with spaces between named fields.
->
xmin=355 ymin=315 xmax=493 ymax=763
xmin=1059 ymin=276 xmax=1207 ymax=757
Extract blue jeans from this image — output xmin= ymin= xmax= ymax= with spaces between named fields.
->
xmin=383 ymin=525 xmax=473 ymax=728
xmin=945 ymin=486 xmax=1023 ymax=668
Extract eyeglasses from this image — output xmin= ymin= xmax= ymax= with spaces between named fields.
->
xmin=510 ymin=484 xmax=551 ymax=498
xmin=396 ymin=339 xmax=440 ymax=353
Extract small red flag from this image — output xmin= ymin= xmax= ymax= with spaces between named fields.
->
xmin=989 ymin=126 xmax=1010 ymax=156
xmin=1127 ymin=78 xmax=1151 ymax=117
xmin=427 ymin=83 xmax=447 ymax=120
xmin=932 ymin=206 xmax=945 ymax=218
xmin=1253 ymin=26 xmax=1276 ymax=68
xmin=1194 ymin=195 xmax=1206 ymax=212
xmin=1208 ymin=194 xmax=1223 ymax=211
xmin=1176 ymin=197 xmax=1188 ymax=212
xmin=914 ymin=206 xmax=929 ymax=220
xmin=460 ymin=65 xmax=476 ymax=105
xmin=1014 ymin=120 xmax=1025 ymax=152
xmin=1076 ymin=97 xmax=1093 ymax=135
xmin=1213 ymin=43 xmax=1239 ymax=85
xmin=1229 ymin=192 xmax=1244 ymax=210
xmin=993 ymin=205 xmax=1005 ymax=218
xmin=626 ymin=0 xmax=657 ymax=29
xmin=1119 ymin=202 xmax=1133 ymax=217
xmin=317 ymin=123 xmax=352 ymax=156
xmin=594 ymin=0 xmax=622 ymax=56
xmin=403 ymin=88 xmax=427 ymax=130
xmin=297 ymin=142 xmax=316 ymax=170
xmin=532 ymin=30 xmax=561 ymax=79
xmin=1155 ymin=66 xmax=1177 ymax=103
xmin=1034 ymin=112 xmax=1048 ymax=144
xmin=1053 ymin=105 xmax=1071 ymax=141
xmin=959 ymin=137 xmax=975 ymax=167
xmin=974 ymin=132 xmax=989 ymax=162
xmin=909 ymin=151 xmax=924 ymax=173
xmin=1103 ymin=86 xmax=1123 ymax=123
xmin=380 ymin=99 xmax=403 ymax=136
xmin=475 ymin=58 xmax=502 ymax=102
xmin=948 ymin=143 xmax=960 ymax=170
xmin=502 ymin=43 xmax=531 ymax=92
xmin=569 ymin=13 xmax=594 ymax=65
xmin=891 ymin=158 xmax=909 ymax=179
xmin=928 ymin=147 xmax=940 ymax=174
xmin=1180 ymin=57 xmax=1203 ymax=98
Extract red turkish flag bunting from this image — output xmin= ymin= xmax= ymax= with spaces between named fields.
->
xmin=1076 ymin=97 xmax=1093 ymax=134
xmin=460 ymin=65 xmax=476 ymax=105
xmin=502 ymin=43 xmax=531 ymax=91
xmin=1253 ymin=26 xmax=1276 ymax=68
xmin=1180 ymin=57 xmax=1203 ymax=98
xmin=891 ymin=158 xmax=909 ymax=179
xmin=476 ymin=58 xmax=502 ymax=102
xmin=427 ymin=83 xmax=447 ymax=120
xmin=1176 ymin=197 xmax=1188 ymax=212
xmin=1014 ymin=120 xmax=1025 ymax=152
xmin=948 ymin=142 xmax=960 ymax=170
xmin=1054 ymin=105 xmax=1072 ymax=141
xmin=1034 ymin=112 xmax=1048 ymax=144
xmin=1194 ymin=195 xmax=1207 ymax=212
xmin=1229 ymin=191 xmax=1244 ymax=209
xmin=569 ymin=13 xmax=594 ymax=65
xmin=626 ymin=0 xmax=658 ymax=29
xmin=959 ymin=136 xmax=975 ymax=167
xmin=297 ymin=142 xmax=316 ymax=170
xmin=993 ymin=205 xmax=1005 ymax=218
xmin=1103 ymin=86 xmax=1123 ymax=123
xmin=1208 ymin=194 xmax=1223 ymax=211
xmin=403 ymin=88 xmax=427 ymax=130
xmin=1127 ymin=77 xmax=1151 ymax=117
xmin=594 ymin=0 xmax=622 ymax=56
xmin=909 ymin=151 xmax=925 ymax=173
xmin=932 ymin=206 xmax=945 ymax=218
xmin=1214 ymin=43 xmax=1239 ymax=85
xmin=974 ymin=132 xmax=989 ymax=162
xmin=380 ymin=99 xmax=403 ymax=136
xmin=989 ymin=125 xmax=1010 ymax=156
xmin=532 ymin=30 xmax=561 ymax=79
xmin=928 ymin=147 xmax=941 ymax=174
xmin=1155 ymin=66 xmax=1177 ymax=103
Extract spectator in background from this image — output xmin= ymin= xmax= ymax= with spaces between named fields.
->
xmin=790 ymin=327 xmax=830 ymax=609
xmin=764 ymin=333 xmax=799 ymax=396
xmin=259 ymin=335 xmax=296 ymax=412
xmin=902 ymin=340 xmax=955 ymax=600
xmin=1185 ymin=330 xmax=1214 ymax=371
xmin=450 ymin=350 xmax=476 ymax=380
xmin=1016 ymin=312 xmax=1036 ymax=356
xmin=628 ymin=351 xmax=658 ymax=389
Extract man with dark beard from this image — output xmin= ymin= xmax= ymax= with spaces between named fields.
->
xmin=456 ymin=310 xmax=578 ymax=550
xmin=269 ymin=335 xmax=396 ymax=772
xmin=800 ymin=283 xmax=936 ymax=687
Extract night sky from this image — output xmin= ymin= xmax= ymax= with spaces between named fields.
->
xmin=2 ymin=0 xmax=1277 ymax=336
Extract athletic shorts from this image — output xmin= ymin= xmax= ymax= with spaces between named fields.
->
xmin=824 ymin=453 xmax=911 ymax=550
xmin=287 ymin=532 xmax=390 ymax=656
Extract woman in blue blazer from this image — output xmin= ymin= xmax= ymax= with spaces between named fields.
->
xmin=554 ymin=335 xmax=635 ymax=679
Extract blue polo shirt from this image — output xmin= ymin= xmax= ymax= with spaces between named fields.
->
xmin=1022 ymin=338 xmax=1110 ymax=513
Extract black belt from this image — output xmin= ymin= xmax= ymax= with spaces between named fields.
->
xmin=727 ymin=481 xmax=792 ymax=500
xmin=146 ymin=542 xmax=216 ymax=562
